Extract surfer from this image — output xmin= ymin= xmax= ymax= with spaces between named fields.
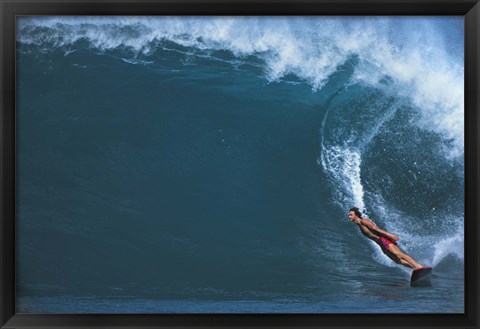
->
xmin=348 ymin=207 xmax=425 ymax=270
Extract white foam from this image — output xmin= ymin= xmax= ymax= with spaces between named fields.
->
xmin=319 ymin=146 xmax=365 ymax=212
xmin=432 ymin=224 xmax=464 ymax=266
xmin=346 ymin=18 xmax=464 ymax=159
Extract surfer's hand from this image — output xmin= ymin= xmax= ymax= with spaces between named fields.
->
xmin=390 ymin=234 xmax=399 ymax=243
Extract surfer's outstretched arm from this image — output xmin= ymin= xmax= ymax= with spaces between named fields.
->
xmin=362 ymin=219 xmax=399 ymax=243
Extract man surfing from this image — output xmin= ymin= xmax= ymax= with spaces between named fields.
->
xmin=348 ymin=207 xmax=428 ymax=271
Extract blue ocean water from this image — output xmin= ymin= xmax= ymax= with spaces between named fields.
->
xmin=15 ymin=16 xmax=464 ymax=313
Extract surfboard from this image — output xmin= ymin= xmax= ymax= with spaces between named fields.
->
xmin=410 ymin=266 xmax=432 ymax=287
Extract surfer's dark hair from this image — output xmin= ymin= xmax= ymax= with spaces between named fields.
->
xmin=349 ymin=207 xmax=362 ymax=218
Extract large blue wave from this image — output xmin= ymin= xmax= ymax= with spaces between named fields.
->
xmin=16 ymin=16 xmax=464 ymax=313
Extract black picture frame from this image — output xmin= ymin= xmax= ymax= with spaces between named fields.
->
xmin=1 ymin=0 xmax=479 ymax=328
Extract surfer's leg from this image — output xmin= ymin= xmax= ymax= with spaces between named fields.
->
xmin=387 ymin=244 xmax=422 ymax=270
xmin=385 ymin=250 xmax=410 ymax=267
xmin=383 ymin=249 xmax=404 ymax=265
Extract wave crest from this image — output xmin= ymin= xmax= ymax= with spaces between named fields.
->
xmin=17 ymin=17 xmax=464 ymax=155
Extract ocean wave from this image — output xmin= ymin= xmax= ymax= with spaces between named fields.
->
xmin=17 ymin=16 xmax=464 ymax=268
xmin=17 ymin=16 xmax=464 ymax=159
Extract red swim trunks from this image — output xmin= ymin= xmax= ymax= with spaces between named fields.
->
xmin=379 ymin=237 xmax=394 ymax=252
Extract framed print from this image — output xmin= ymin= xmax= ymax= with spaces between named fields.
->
xmin=1 ymin=0 xmax=479 ymax=328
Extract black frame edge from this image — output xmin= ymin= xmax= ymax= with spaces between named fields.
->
xmin=0 ymin=0 xmax=477 ymax=16
xmin=465 ymin=1 xmax=480 ymax=327
xmin=1 ymin=0 xmax=17 ymax=328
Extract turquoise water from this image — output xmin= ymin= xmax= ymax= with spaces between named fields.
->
xmin=16 ymin=16 xmax=464 ymax=313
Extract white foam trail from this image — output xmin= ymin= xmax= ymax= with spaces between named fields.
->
xmin=318 ymin=98 xmax=401 ymax=215
xmin=320 ymin=146 xmax=365 ymax=212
